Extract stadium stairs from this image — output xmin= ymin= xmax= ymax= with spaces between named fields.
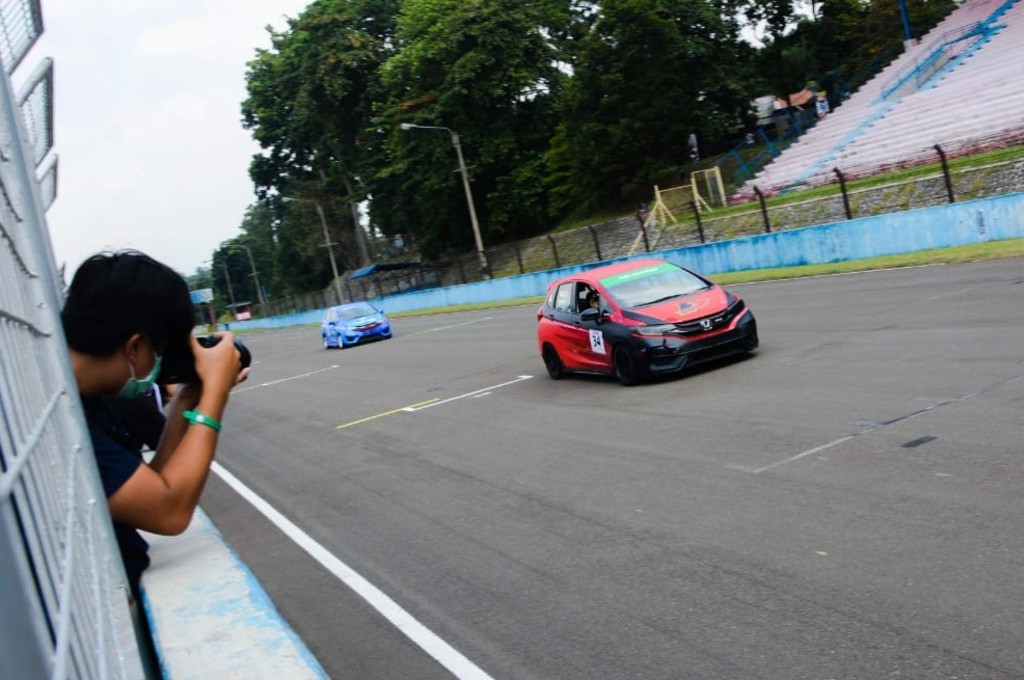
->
xmin=735 ymin=0 xmax=1024 ymax=199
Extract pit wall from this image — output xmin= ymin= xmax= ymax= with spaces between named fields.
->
xmin=228 ymin=192 xmax=1024 ymax=331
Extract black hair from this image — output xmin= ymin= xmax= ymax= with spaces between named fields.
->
xmin=61 ymin=251 xmax=194 ymax=356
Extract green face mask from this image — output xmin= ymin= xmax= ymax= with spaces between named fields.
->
xmin=116 ymin=352 xmax=162 ymax=400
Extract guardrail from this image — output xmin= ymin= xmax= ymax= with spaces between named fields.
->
xmin=0 ymin=1 xmax=146 ymax=678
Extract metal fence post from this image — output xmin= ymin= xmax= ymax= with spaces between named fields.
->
xmin=935 ymin=144 xmax=955 ymax=203
xmin=833 ymin=167 xmax=853 ymax=219
xmin=587 ymin=225 xmax=602 ymax=261
xmin=690 ymin=201 xmax=705 ymax=243
xmin=547 ymin=234 xmax=561 ymax=268
xmin=513 ymin=243 xmax=524 ymax=274
xmin=753 ymin=186 xmax=771 ymax=233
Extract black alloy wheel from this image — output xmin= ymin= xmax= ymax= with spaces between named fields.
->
xmin=613 ymin=345 xmax=643 ymax=386
xmin=543 ymin=345 xmax=564 ymax=379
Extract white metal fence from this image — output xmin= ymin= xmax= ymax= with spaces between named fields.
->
xmin=0 ymin=1 xmax=145 ymax=677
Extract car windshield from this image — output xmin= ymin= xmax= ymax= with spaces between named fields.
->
xmin=599 ymin=262 xmax=710 ymax=308
xmin=335 ymin=302 xmax=378 ymax=320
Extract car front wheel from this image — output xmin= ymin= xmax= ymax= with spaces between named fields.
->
xmin=542 ymin=345 xmax=564 ymax=379
xmin=613 ymin=346 xmax=644 ymax=386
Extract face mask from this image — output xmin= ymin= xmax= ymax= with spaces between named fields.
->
xmin=117 ymin=349 xmax=162 ymax=400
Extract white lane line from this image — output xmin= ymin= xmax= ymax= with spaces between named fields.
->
xmin=232 ymin=365 xmax=340 ymax=394
xmin=923 ymin=285 xmax=982 ymax=302
xmin=737 ymin=371 xmax=1024 ymax=474
xmin=735 ymin=436 xmax=855 ymax=474
xmin=405 ymin=376 xmax=534 ymax=411
xmin=211 ymin=462 xmax=496 ymax=680
xmin=404 ymin=317 xmax=494 ymax=338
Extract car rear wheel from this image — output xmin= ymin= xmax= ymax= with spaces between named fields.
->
xmin=542 ymin=345 xmax=564 ymax=379
xmin=613 ymin=346 xmax=644 ymax=386
xmin=323 ymin=337 xmax=330 ymax=349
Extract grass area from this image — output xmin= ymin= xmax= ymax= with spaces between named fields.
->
xmin=387 ymin=238 xmax=1024 ymax=317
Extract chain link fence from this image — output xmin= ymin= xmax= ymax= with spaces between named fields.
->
xmin=261 ymin=134 xmax=1024 ymax=316
xmin=0 ymin=1 xmax=145 ymax=677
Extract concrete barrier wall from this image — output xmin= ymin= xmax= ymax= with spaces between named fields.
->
xmin=141 ymin=510 xmax=328 ymax=680
xmin=228 ymin=192 xmax=1024 ymax=332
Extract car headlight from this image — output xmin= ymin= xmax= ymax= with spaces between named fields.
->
xmin=631 ymin=324 xmax=677 ymax=336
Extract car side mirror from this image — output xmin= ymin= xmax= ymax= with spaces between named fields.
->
xmin=580 ymin=308 xmax=601 ymax=323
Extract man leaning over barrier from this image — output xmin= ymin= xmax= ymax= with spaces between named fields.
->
xmin=61 ymin=250 xmax=249 ymax=594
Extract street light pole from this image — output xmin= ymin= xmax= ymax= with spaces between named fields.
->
xmin=222 ymin=261 xmax=236 ymax=306
xmin=400 ymin=123 xmax=489 ymax=277
xmin=236 ymin=244 xmax=266 ymax=307
xmin=283 ymin=196 xmax=344 ymax=303
xmin=314 ymin=201 xmax=344 ymax=303
xmin=896 ymin=0 xmax=916 ymax=48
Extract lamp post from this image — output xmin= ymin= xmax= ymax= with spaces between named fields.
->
xmin=222 ymin=261 xmax=236 ymax=307
xmin=234 ymin=244 xmax=266 ymax=307
xmin=283 ymin=196 xmax=343 ymax=303
xmin=896 ymin=0 xmax=915 ymax=48
xmin=400 ymin=123 xmax=489 ymax=277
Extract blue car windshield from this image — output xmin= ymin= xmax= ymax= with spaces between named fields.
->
xmin=599 ymin=262 xmax=709 ymax=308
xmin=335 ymin=302 xmax=379 ymax=320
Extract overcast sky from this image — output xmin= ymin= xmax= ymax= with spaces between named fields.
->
xmin=23 ymin=0 xmax=313 ymax=278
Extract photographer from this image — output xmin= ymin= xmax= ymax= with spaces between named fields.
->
xmin=62 ymin=251 xmax=249 ymax=593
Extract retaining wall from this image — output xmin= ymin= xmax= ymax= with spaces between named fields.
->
xmin=228 ymin=192 xmax=1024 ymax=331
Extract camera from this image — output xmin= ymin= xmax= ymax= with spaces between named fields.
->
xmin=159 ymin=335 xmax=252 ymax=385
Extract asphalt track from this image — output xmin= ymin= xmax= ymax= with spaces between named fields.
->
xmin=199 ymin=258 xmax=1024 ymax=680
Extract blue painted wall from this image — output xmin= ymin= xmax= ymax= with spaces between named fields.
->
xmin=227 ymin=192 xmax=1024 ymax=332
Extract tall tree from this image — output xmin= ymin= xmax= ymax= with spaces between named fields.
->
xmin=242 ymin=0 xmax=400 ymax=272
xmin=551 ymin=0 xmax=754 ymax=215
xmin=370 ymin=0 xmax=567 ymax=258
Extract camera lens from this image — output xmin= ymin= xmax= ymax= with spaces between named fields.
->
xmin=159 ymin=336 xmax=252 ymax=384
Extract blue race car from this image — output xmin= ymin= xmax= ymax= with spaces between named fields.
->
xmin=321 ymin=301 xmax=393 ymax=349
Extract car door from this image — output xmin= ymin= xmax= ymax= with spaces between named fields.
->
xmin=540 ymin=282 xmax=587 ymax=371
xmin=544 ymin=281 xmax=611 ymax=371
xmin=572 ymin=282 xmax=613 ymax=371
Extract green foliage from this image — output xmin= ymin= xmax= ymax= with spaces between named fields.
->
xmin=233 ymin=0 xmax=965 ymax=294
xmin=369 ymin=0 xmax=565 ymax=257
xmin=551 ymin=0 xmax=754 ymax=214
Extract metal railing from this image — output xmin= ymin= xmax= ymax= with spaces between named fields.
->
xmin=256 ymin=129 xmax=1024 ymax=316
xmin=880 ymin=21 xmax=985 ymax=101
xmin=0 ymin=0 xmax=145 ymax=677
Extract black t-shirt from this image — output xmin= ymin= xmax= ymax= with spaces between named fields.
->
xmin=81 ymin=396 xmax=150 ymax=593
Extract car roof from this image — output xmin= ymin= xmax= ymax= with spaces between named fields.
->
xmin=331 ymin=301 xmax=374 ymax=311
xmin=553 ymin=258 xmax=671 ymax=285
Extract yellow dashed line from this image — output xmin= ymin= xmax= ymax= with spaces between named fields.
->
xmin=335 ymin=398 xmax=440 ymax=430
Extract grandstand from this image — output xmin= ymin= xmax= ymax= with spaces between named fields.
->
xmin=736 ymin=0 xmax=1024 ymax=198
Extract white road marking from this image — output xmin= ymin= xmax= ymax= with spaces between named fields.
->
xmin=232 ymin=365 xmax=340 ymax=394
xmin=405 ymin=317 xmax=494 ymax=337
xmin=737 ymin=371 xmax=1024 ymax=474
xmin=740 ymin=436 xmax=855 ymax=474
xmin=405 ymin=376 xmax=534 ymax=411
xmin=923 ymin=285 xmax=982 ymax=302
xmin=211 ymin=462 xmax=496 ymax=680
xmin=337 ymin=399 xmax=439 ymax=430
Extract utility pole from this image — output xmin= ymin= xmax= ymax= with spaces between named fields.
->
xmin=222 ymin=261 xmax=236 ymax=306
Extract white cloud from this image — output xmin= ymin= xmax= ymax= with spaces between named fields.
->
xmin=136 ymin=19 xmax=221 ymax=59
xmin=26 ymin=0 xmax=312 ymax=277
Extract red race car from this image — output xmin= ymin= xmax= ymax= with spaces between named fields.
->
xmin=536 ymin=258 xmax=758 ymax=385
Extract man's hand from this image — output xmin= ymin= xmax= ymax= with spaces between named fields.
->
xmin=190 ymin=332 xmax=243 ymax=395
